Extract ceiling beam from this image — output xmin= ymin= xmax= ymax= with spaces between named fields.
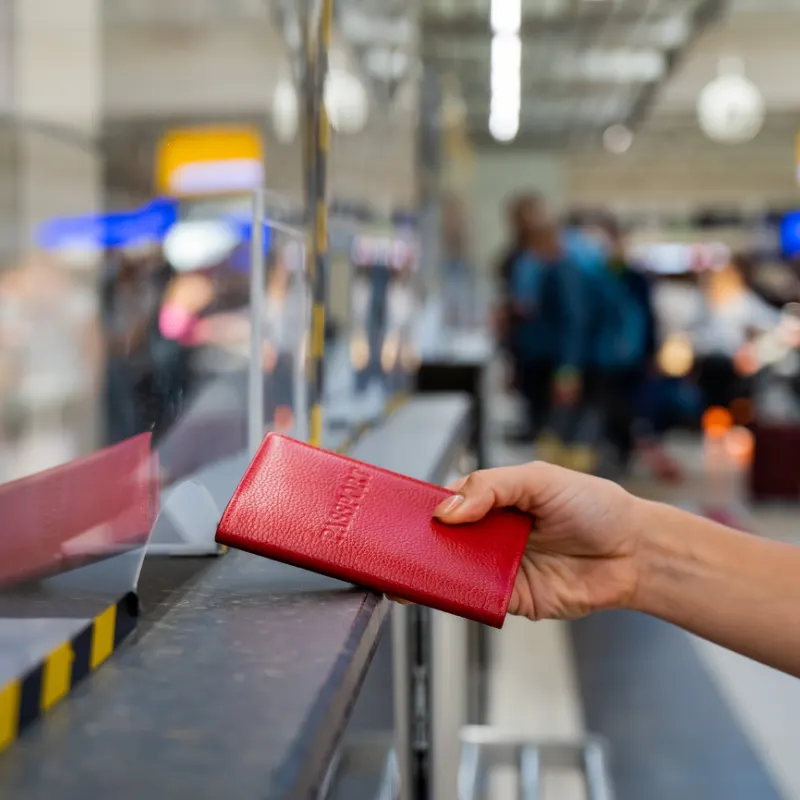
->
xmin=627 ymin=0 xmax=727 ymax=128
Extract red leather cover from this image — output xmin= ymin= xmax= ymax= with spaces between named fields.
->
xmin=216 ymin=434 xmax=531 ymax=627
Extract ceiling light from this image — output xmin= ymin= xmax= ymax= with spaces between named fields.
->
xmin=489 ymin=114 xmax=519 ymax=143
xmin=489 ymin=31 xmax=521 ymax=142
xmin=603 ymin=124 xmax=633 ymax=154
xmin=491 ymin=0 xmax=521 ymax=34
xmin=272 ymin=75 xmax=299 ymax=144
xmin=363 ymin=47 xmax=409 ymax=82
xmin=324 ymin=69 xmax=369 ymax=135
xmin=697 ymin=58 xmax=764 ymax=144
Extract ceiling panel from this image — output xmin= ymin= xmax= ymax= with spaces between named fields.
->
xmin=419 ymin=0 xmax=725 ymax=146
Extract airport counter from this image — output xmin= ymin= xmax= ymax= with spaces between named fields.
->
xmin=0 ymin=394 xmax=473 ymax=800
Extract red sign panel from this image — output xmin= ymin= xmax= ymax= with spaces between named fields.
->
xmin=0 ymin=433 xmax=158 ymax=589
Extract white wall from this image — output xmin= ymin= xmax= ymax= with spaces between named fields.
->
xmin=469 ymin=150 xmax=566 ymax=273
xmin=0 ymin=0 xmax=101 ymax=255
xmin=567 ymin=119 xmax=800 ymax=216
xmin=103 ymin=25 xmax=286 ymax=119
xmin=14 ymin=0 xmax=101 ymax=132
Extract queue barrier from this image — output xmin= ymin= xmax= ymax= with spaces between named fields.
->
xmin=459 ymin=726 xmax=615 ymax=800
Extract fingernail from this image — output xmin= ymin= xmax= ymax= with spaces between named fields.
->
xmin=434 ymin=494 xmax=465 ymax=517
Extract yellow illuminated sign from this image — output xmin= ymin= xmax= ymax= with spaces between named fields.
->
xmin=155 ymin=126 xmax=265 ymax=197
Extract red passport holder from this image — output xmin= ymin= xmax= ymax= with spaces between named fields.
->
xmin=216 ymin=434 xmax=531 ymax=628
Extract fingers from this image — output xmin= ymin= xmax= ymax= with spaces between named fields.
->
xmin=444 ymin=475 xmax=468 ymax=492
xmin=434 ymin=464 xmax=541 ymax=523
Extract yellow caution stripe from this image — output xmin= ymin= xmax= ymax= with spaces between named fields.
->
xmin=0 ymin=591 xmax=138 ymax=755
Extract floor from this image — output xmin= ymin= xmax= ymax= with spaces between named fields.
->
xmin=483 ymin=394 xmax=800 ymax=800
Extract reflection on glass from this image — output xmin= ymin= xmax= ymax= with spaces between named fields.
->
xmin=0 ymin=433 xmax=157 ymax=591
xmin=349 ymin=227 xmax=420 ymax=401
xmin=260 ymin=230 xmax=309 ymax=437
xmin=0 ymin=185 xmax=311 ymax=590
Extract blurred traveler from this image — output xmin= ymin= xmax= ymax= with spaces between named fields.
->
xmin=588 ymin=217 xmax=681 ymax=477
xmin=651 ymin=271 xmax=707 ymax=342
xmin=101 ymin=252 xmax=162 ymax=444
xmin=440 ymin=192 xmax=474 ymax=328
xmin=495 ymin=194 xmax=546 ymax=441
xmin=494 ymin=194 xmax=544 ymax=338
xmin=509 ymin=215 xmax=590 ymax=440
xmin=435 ymin=463 xmax=800 ymax=679
xmin=695 ymin=254 xmax=781 ymax=408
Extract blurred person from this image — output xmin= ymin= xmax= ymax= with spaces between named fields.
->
xmin=430 ymin=462 xmax=800 ymax=679
xmin=261 ymin=247 xmax=308 ymax=433
xmin=0 ymin=252 xmax=101 ymax=482
xmin=440 ymin=192 xmax=474 ymax=328
xmin=137 ymin=247 xmax=184 ymax=438
xmin=651 ymin=271 xmax=707 ymax=341
xmin=158 ymin=246 xmax=250 ymax=397
xmin=100 ymin=252 xmax=163 ymax=444
xmin=589 ymin=217 xmax=680 ymax=479
xmin=695 ymin=254 xmax=781 ymax=408
xmin=494 ymin=194 xmax=544 ymax=343
xmin=494 ymin=194 xmax=548 ymax=441
xmin=509 ymin=215 xmax=591 ymax=441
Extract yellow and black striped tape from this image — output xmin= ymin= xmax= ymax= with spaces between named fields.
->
xmin=0 ymin=591 xmax=138 ymax=754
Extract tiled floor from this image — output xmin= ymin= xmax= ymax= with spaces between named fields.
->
xmin=485 ymin=399 xmax=589 ymax=799
xmin=485 ymin=400 xmax=800 ymax=799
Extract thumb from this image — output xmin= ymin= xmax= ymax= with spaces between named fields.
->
xmin=433 ymin=465 xmax=539 ymax=524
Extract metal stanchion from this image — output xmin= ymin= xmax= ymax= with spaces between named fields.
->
xmin=300 ymin=0 xmax=331 ymax=449
xmin=458 ymin=727 xmax=616 ymax=800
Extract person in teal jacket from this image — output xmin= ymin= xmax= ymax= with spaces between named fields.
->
xmin=576 ymin=217 xmax=658 ymax=471
xmin=509 ymin=219 xmax=592 ymax=437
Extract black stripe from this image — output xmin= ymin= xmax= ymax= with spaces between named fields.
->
xmin=113 ymin=592 xmax=139 ymax=649
xmin=18 ymin=665 xmax=42 ymax=732
xmin=70 ymin=625 xmax=93 ymax=686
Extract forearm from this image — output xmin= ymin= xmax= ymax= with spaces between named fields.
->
xmin=631 ymin=499 xmax=800 ymax=677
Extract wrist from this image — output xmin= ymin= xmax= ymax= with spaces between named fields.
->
xmin=627 ymin=499 xmax=691 ymax=616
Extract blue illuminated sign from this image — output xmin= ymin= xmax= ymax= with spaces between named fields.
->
xmin=36 ymin=198 xmax=178 ymax=251
xmin=780 ymin=211 xmax=800 ymax=258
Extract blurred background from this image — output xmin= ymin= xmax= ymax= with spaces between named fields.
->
xmin=3 ymin=0 xmax=800 ymax=798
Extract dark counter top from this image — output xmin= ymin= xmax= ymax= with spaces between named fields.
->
xmin=0 ymin=393 xmax=472 ymax=800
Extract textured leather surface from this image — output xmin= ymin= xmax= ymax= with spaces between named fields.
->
xmin=216 ymin=434 xmax=531 ymax=627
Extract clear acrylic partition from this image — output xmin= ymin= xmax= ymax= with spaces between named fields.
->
xmin=340 ymin=221 xmax=422 ymax=427
xmin=0 ymin=125 xmax=166 ymax=687
xmin=254 ymin=201 xmax=310 ymax=445
xmin=325 ymin=218 xmax=361 ymax=427
xmin=423 ymin=191 xmax=494 ymax=362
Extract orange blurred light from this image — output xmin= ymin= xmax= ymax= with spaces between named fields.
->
xmin=702 ymin=406 xmax=733 ymax=434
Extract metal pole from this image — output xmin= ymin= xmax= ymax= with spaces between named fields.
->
xmin=519 ymin=747 xmax=541 ymax=800
xmin=301 ymin=0 xmax=331 ymax=449
xmin=248 ymin=187 xmax=265 ymax=456
xmin=311 ymin=0 xmax=332 ymax=448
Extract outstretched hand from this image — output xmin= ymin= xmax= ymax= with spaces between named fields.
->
xmin=432 ymin=463 xmax=641 ymax=621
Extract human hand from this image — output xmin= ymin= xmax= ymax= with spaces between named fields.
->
xmin=434 ymin=463 xmax=640 ymax=621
